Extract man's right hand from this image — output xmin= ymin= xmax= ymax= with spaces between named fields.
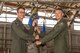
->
xmin=35 ymin=41 xmax=41 ymax=45
xmin=35 ymin=35 xmax=40 ymax=40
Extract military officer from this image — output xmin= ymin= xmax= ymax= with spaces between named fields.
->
xmin=11 ymin=6 xmax=35 ymax=53
xmin=35 ymin=8 xmax=69 ymax=53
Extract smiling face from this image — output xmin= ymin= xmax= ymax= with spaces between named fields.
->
xmin=55 ymin=9 xmax=64 ymax=20
xmin=17 ymin=8 xmax=25 ymax=21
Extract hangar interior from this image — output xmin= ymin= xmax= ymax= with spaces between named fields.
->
xmin=0 ymin=0 xmax=80 ymax=53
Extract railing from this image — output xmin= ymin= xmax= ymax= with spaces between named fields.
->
xmin=0 ymin=39 xmax=11 ymax=53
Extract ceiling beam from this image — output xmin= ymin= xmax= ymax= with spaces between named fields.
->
xmin=0 ymin=2 xmax=4 ymax=15
xmin=0 ymin=0 xmax=80 ymax=2
xmin=68 ymin=10 xmax=79 ymax=27
xmin=4 ymin=2 xmax=54 ymax=12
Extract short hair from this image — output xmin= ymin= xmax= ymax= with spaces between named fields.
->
xmin=54 ymin=8 xmax=64 ymax=13
xmin=17 ymin=6 xmax=25 ymax=12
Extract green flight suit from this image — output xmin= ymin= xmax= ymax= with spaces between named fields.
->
xmin=11 ymin=18 xmax=35 ymax=53
xmin=41 ymin=18 xmax=69 ymax=53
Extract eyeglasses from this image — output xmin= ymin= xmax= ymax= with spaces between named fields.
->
xmin=18 ymin=12 xmax=25 ymax=14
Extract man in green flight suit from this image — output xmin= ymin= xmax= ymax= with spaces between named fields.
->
xmin=35 ymin=8 xmax=69 ymax=53
xmin=11 ymin=7 xmax=35 ymax=53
